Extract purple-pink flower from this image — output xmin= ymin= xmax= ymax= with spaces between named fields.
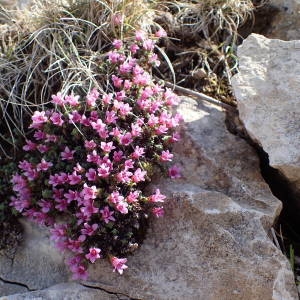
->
xmin=168 ymin=165 xmax=181 ymax=179
xmin=85 ymin=247 xmax=101 ymax=263
xmin=11 ymin=31 xmax=182 ymax=281
xmin=110 ymin=256 xmax=128 ymax=275
xmin=100 ymin=206 xmax=115 ymax=223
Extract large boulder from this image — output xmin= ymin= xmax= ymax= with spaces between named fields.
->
xmin=0 ymin=97 xmax=298 ymax=299
xmin=231 ymin=33 xmax=300 ymax=196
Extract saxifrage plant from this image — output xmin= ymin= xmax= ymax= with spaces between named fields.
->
xmin=10 ymin=29 xmax=182 ymax=279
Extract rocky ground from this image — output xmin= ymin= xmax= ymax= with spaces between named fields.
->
xmin=0 ymin=0 xmax=300 ymax=299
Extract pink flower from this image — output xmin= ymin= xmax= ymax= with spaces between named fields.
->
xmin=155 ymin=28 xmax=167 ymax=38
xmin=109 ymin=128 xmax=119 ymax=138
xmin=84 ymin=140 xmax=97 ymax=150
xmin=79 ymin=114 xmax=90 ymax=127
xmin=130 ymin=44 xmax=139 ymax=54
xmin=105 ymin=110 xmax=118 ymax=124
xmin=133 ymin=73 xmax=151 ymax=86
xmin=24 ymin=168 xmax=38 ymax=181
xmin=100 ymin=206 xmax=115 ymax=223
xmin=116 ymin=170 xmax=132 ymax=183
xmin=168 ymin=165 xmax=181 ymax=179
xmin=51 ymin=92 xmax=65 ymax=106
xmin=170 ymin=132 xmax=181 ymax=143
xmin=64 ymin=190 xmax=81 ymax=203
xmin=23 ymin=140 xmax=37 ymax=151
xmin=152 ymin=207 xmax=164 ymax=217
xmin=110 ymin=256 xmax=128 ymax=275
xmin=135 ymin=30 xmax=146 ymax=41
xmin=74 ymin=163 xmax=84 ymax=173
xmin=120 ymin=132 xmax=133 ymax=146
xmin=112 ymin=39 xmax=123 ymax=50
xmin=87 ymin=150 xmax=101 ymax=164
xmin=97 ymin=164 xmax=110 ymax=178
xmin=86 ymin=88 xmax=99 ymax=107
xmin=131 ymin=123 xmax=142 ymax=137
xmin=124 ymin=159 xmax=134 ymax=169
xmin=149 ymin=189 xmax=166 ymax=203
xmin=100 ymin=141 xmax=115 ymax=153
xmin=71 ymin=264 xmax=88 ymax=280
xmin=102 ymin=93 xmax=113 ymax=105
xmin=49 ymin=174 xmax=60 ymax=186
xmin=123 ymin=79 xmax=133 ymax=90
xmin=81 ymin=184 xmax=98 ymax=201
xmin=147 ymin=114 xmax=159 ymax=127
xmin=86 ymin=168 xmax=97 ymax=181
xmin=148 ymin=53 xmax=160 ymax=67
xmin=132 ymin=168 xmax=146 ymax=183
xmin=126 ymin=190 xmax=140 ymax=203
xmin=85 ymin=247 xmax=101 ymax=263
xmin=81 ymin=223 xmax=98 ymax=236
xmin=37 ymin=144 xmax=49 ymax=153
xmin=112 ymin=13 xmax=124 ymax=25
xmin=160 ymin=150 xmax=173 ymax=162
xmin=113 ymin=150 xmax=124 ymax=162
xmin=65 ymin=94 xmax=80 ymax=106
xmin=55 ymin=198 xmax=69 ymax=211
xmin=36 ymin=159 xmax=53 ymax=171
xmin=118 ymin=103 xmax=132 ymax=116
xmin=164 ymin=88 xmax=179 ymax=106
xmin=116 ymin=201 xmax=128 ymax=214
xmin=61 ymin=146 xmax=75 ymax=160
xmin=115 ymin=91 xmax=126 ymax=101
xmin=143 ymin=39 xmax=155 ymax=51
xmin=156 ymin=124 xmax=168 ymax=135
xmin=50 ymin=223 xmax=67 ymax=242
xmin=112 ymin=75 xmax=123 ymax=88
xmin=80 ymin=204 xmax=99 ymax=218
xmin=38 ymin=199 xmax=52 ymax=213
xmin=91 ymin=119 xmax=106 ymax=133
xmin=68 ymin=111 xmax=82 ymax=123
xmin=132 ymin=146 xmax=144 ymax=159
xmin=30 ymin=111 xmax=48 ymax=128
xmin=119 ymin=62 xmax=132 ymax=74
xmin=45 ymin=134 xmax=58 ymax=143
xmin=108 ymin=191 xmax=124 ymax=204
xmin=50 ymin=112 xmax=64 ymax=126
xmin=34 ymin=130 xmax=46 ymax=140
xmin=68 ymin=171 xmax=82 ymax=185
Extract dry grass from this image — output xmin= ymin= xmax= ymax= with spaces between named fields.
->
xmin=153 ymin=0 xmax=269 ymax=105
xmin=0 ymin=0 xmax=157 ymax=157
xmin=0 ymin=0 xmax=269 ymax=157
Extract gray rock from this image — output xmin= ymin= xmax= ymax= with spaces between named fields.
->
xmin=1 ymin=97 xmax=298 ymax=299
xmin=0 ymin=283 xmax=121 ymax=300
xmin=231 ymin=33 xmax=300 ymax=195
xmin=267 ymin=0 xmax=300 ymax=40
xmin=84 ymin=98 xmax=298 ymax=300
xmin=0 ymin=219 xmax=68 ymax=293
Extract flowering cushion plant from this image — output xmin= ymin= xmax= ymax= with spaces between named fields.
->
xmin=10 ymin=29 xmax=181 ymax=280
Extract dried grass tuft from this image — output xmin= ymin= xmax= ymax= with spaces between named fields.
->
xmin=0 ymin=0 xmax=156 ymax=157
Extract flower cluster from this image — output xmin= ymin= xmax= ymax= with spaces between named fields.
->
xmin=10 ymin=30 xmax=181 ymax=280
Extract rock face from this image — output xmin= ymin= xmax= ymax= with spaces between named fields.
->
xmin=267 ymin=0 xmax=300 ymax=40
xmin=0 ymin=283 xmax=125 ymax=300
xmin=231 ymin=33 xmax=300 ymax=196
xmin=0 ymin=97 xmax=298 ymax=299
xmin=0 ymin=219 xmax=68 ymax=296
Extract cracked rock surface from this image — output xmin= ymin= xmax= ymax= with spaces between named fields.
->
xmin=232 ymin=34 xmax=300 ymax=198
xmin=0 ymin=283 xmax=127 ymax=300
xmin=0 ymin=97 xmax=298 ymax=299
